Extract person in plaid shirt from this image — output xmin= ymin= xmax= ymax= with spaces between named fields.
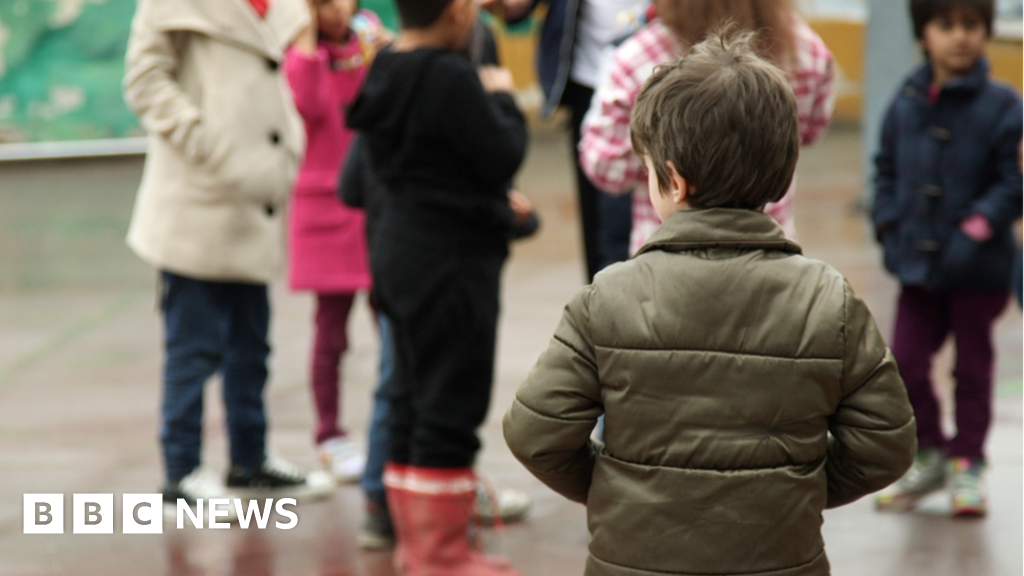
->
xmin=580 ymin=0 xmax=835 ymax=255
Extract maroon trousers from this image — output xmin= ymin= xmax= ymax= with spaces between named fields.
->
xmin=311 ymin=293 xmax=356 ymax=444
xmin=891 ymin=286 xmax=1009 ymax=461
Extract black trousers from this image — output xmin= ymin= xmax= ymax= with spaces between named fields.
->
xmin=563 ymin=80 xmax=633 ymax=282
xmin=372 ymin=230 xmax=506 ymax=468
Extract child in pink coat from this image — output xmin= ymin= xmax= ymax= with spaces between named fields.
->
xmin=286 ymin=0 xmax=387 ymax=482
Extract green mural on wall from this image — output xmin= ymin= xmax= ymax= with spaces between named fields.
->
xmin=361 ymin=0 xmax=399 ymax=32
xmin=0 ymin=0 xmax=140 ymax=144
xmin=0 ymin=0 xmax=534 ymax=146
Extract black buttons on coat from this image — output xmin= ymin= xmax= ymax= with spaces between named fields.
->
xmin=269 ymin=131 xmax=281 ymax=145
xmin=266 ymin=58 xmax=279 ymax=71
xmin=265 ymin=204 xmax=276 ymax=217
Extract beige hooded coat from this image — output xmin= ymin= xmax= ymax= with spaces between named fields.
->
xmin=123 ymin=0 xmax=308 ymax=282
xmin=504 ymin=209 xmax=916 ymax=576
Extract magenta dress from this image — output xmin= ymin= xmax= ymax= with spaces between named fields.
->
xmin=285 ymin=24 xmax=374 ymax=294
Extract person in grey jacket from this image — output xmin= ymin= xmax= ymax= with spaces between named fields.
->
xmin=504 ymin=33 xmax=916 ymax=576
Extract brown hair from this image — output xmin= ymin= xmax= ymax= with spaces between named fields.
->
xmin=655 ymin=0 xmax=797 ymax=63
xmin=630 ymin=31 xmax=799 ymax=210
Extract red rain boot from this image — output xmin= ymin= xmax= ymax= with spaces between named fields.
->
xmin=384 ymin=463 xmax=415 ymax=574
xmin=399 ymin=466 xmax=522 ymax=576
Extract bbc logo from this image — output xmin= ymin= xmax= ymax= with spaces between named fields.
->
xmin=24 ymin=494 xmax=298 ymax=533
xmin=24 ymin=494 xmax=162 ymax=534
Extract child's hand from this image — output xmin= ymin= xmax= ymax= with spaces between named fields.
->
xmin=478 ymin=66 xmax=516 ymax=94
xmin=960 ymin=213 xmax=993 ymax=242
xmin=508 ymin=190 xmax=534 ymax=224
xmin=372 ymin=28 xmax=395 ymax=51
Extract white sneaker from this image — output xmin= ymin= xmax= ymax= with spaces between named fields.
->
xmin=949 ymin=457 xmax=987 ymax=517
xmin=162 ymin=468 xmax=239 ymax=524
xmin=317 ymin=437 xmax=366 ymax=483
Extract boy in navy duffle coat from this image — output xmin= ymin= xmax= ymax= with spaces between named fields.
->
xmin=871 ymin=0 xmax=1022 ymax=517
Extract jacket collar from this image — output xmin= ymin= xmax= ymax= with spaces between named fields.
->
xmin=634 ymin=208 xmax=802 ymax=257
xmin=143 ymin=0 xmax=308 ymax=60
xmin=908 ymin=56 xmax=990 ymax=96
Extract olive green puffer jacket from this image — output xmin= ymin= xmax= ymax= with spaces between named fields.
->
xmin=504 ymin=209 xmax=916 ymax=576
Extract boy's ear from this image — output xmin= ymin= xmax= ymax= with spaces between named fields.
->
xmin=664 ymin=161 xmax=691 ymax=205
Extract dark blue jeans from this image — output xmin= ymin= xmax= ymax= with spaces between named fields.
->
xmin=361 ymin=312 xmax=395 ymax=505
xmin=160 ymin=271 xmax=270 ymax=482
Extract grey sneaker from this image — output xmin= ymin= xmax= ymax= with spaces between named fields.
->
xmin=875 ymin=448 xmax=947 ymax=512
xmin=357 ymin=500 xmax=395 ymax=550
xmin=949 ymin=457 xmax=986 ymax=518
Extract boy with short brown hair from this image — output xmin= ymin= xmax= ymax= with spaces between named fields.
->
xmin=504 ymin=32 xmax=917 ymax=576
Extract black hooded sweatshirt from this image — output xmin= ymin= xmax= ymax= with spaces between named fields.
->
xmin=345 ymin=47 xmax=527 ymax=254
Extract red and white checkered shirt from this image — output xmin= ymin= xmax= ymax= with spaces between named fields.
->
xmin=579 ymin=16 xmax=836 ymax=255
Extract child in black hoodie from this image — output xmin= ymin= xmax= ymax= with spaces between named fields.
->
xmin=344 ymin=0 xmax=526 ymax=573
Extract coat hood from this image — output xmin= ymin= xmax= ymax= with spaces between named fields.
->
xmin=345 ymin=48 xmax=453 ymax=187
xmin=137 ymin=0 xmax=307 ymax=59
xmin=346 ymin=48 xmax=446 ymax=147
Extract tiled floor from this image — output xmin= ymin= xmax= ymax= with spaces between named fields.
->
xmin=0 ymin=125 xmax=1020 ymax=575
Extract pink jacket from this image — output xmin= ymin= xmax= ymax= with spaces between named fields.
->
xmin=284 ymin=14 xmax=380 ymax=293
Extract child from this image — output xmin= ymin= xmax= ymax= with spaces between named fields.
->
xmin=872 ymin=0 xmax=1022 ymax=517
xmin=580 ymin=0 xmax=835 ymax=254
xmin=123 ymin=0 xmax=332 ymax=511
xmin=345 ymin=0 xmax=528 ymax=572
xmin=340 ymin=18 xmax=535 ymax=551
xmin=285 ymin=0 xmax=389 ymax=482
xmin=504 ymin=33 xmax=916 ymax=576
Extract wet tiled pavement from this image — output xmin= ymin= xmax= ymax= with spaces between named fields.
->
xmin=0 ymin=126 xmax=1020 ymax=575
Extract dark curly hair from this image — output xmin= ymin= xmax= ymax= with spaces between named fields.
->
xmin=909 ymin=0 xmax=994 ymax=39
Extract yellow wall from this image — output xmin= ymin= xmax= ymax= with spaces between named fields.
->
xmin=494 ymin=26 xmax=540 ymax=90
xmin=988 ymin=37 xmax=1024 ymax=93
xmin=493 ymin=17 xmax=1024 ymax=123
xmin=806 ymin=19 xmax=864 ymax=123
